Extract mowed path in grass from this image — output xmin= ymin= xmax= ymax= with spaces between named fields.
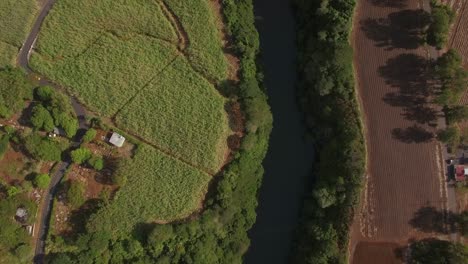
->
xmin=30 ymin=0 xmax=230 ymax=221
xmin=351 ymin=0 xmax=446 ymax=262
xmin=0 ymin=0 xmax=38 ymax=66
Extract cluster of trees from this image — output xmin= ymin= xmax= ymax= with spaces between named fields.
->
xmin=427 ymin=0 xmax=455 ymax=49
xmin=0 ymin=193 xmax=37 ymax=263
xmin=30 ymin=86 xmax=78 ymax=138
xmin=409 ymin=239 xmax=468 ymax=263
xmin=0 ymin=67 xmax=33 ymax=119
xmin=45 ymin=0 xmax=273 ymax=263
xmin=290 ymin=0 xmax=366 ymax=263
xmin=434 ymin=49 xmax=468 ymax=149
xmin=70 ymin=147 xmax=104 ymax=171
xmin=23 ymin=133 xmax=63 ymax=162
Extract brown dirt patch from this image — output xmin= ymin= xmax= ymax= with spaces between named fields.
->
xmin=352 ymin=242 xmax=404 ymax=264
xmin=350 ymin=0 xmax=447 ymax=261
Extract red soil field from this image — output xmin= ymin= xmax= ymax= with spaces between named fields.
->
xmin=350 ymin=0 xmax=447 ymax=262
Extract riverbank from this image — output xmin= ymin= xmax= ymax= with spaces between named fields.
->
xmin=289 ymin=0 xmax=366 ymax=263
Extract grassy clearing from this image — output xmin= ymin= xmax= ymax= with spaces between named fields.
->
xmin=33 ymin=0 xmax=177 ymax=60
xmin=88 ymin=144 xmax=211 ymax=233
xmin=116 ymin=57 xmax=229 ymax=172
xmin=164 ymin=0 xmax=228 ymax=82
xmin=0 ymin=0 xmax=38 ymax=67
xmin=31 ymin=35 xmax=179 ymax=114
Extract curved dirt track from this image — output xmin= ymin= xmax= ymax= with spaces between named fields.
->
xmin=350 ymin=0 xmax=447 ymax=262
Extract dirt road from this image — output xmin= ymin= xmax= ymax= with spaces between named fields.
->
xmin=350 ymin=0 xmax=448 ymax=262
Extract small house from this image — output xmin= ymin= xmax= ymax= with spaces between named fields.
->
xmin=109 ymin=132 xmax=125 ymax=147
xmin=52 ymin=127 xmax=65 ymax=137
xmin=15 ymin=207 xmax=28 ymax=223
xmin=455 ymin=165 xmax=466 ymax=182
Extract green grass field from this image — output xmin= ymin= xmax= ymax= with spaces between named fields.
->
xmin=88 ymin=144 xmax=211 ymax=232
xmin=164 ymin=0 xmax=228 ymax=82
xmin=0 ymin=0 xmax=38 ymax=67
xmin=31 ymin=0 xmax=230 ymax=220
xmin=115 ymin=56 xmax=228 ymax=172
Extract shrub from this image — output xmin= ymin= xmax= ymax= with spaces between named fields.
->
xmin=67 ymin=181 xmax=86 ymax=209
xmin=409 ymin=239 xmax=468 ymax=263
xmin=35 ymin=86 xmax=55 ymax=102
xmin=88 ymin=156 xmax=104 ymax=171
xmin=437 ymin=126 xmax=461 ymax=148
xmin=71 ymin=148 xmax=91 ymax=164
xmin=34 ymin=174 xmax=51 ymax=189
xmin=3 ymin=125 xmax=15 ymax=135
xmin=83 ymin=128 xmax=97 ymax=143
xmin=0 ymin=134 xmax=9 ymax=159
xmin=7 ymin=186 xmax=20 ymax=197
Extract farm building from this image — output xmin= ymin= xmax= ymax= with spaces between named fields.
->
xmin=109 ymin=132 xmax=125 ymax=147
xmin=455 ymin=165 xmax=467 ymax=181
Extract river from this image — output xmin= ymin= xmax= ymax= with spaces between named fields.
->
xmin=244 ymin=0 xmax=314 ymax=263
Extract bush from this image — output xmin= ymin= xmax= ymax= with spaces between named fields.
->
xmin=0 ymin=134 xmax=9 ymax=160
xmin=67 ymin=181 xmax=86 ymax=208
xmin=35 ymin=86 xmax=55 ymax=102
xmin=7 ymin=186 xmax=20 ymax=197
xmin=88 ymin=156 xmax=104 ymax=171
xmin=71 ymin=148 xmax=92 ymax=164
xmin=34 ymin=174 xmax=51 ymax=189
xmin=446 ymin=106 xmax=468 ymax=124
xmin=83 ymin=128 xmax=97 ymax=143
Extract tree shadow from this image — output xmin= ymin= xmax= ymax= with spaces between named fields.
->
xmin=380 ymin=54 xmax=437 ymax=125
xmin=369 ymin=0 xmax=408 ymax=8
xmin=392 ymin=125 xmax=434 ymax=143
xmin=67 ymin=198 xmax=103 ymax=236
xmin=360 ymin=9 xmax=430 ymax=50
xmin=409 ymin=206 xmax=458 ymax=234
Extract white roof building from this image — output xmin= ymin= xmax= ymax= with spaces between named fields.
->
xmin=109 ymin=132 xmax=125 ymax=147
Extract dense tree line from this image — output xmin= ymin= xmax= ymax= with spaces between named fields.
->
xmin=291 ymin=0 xmax=366 ymax=263
xmin=409 ymin=239 xmax=468 ymax=264
xmin=427 ymin=0 xmax=455 ymax=49
xmin=45 ymin=0 xmax=272 ymax=263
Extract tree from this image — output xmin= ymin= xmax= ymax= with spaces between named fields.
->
xmin=71 ymin=148 xmax=92 ymax=164
xmin=446 ymin=106 xmax=468 ymax=124
xmin=34 ymin=174 xmax=51 ymax=189
xmin=30 ymin=105 xmax=55 ymax=132
xmin=0 ymin=67 xmax=33 ymax=119
xmin=437 ymin=126 xmax=460 ymax=148
xmin=427 ymin=3 xmax=455 ymax=49
xmin=67 ymin=181 xmax=85 ymax=208
xmin=24 ymin=134 xmax=62 ymax=161
xmin=312 ymin=187 xmax=336 ymax=208
xmin=410 ymin=239 xmax=468 ymax=264
xmin=83 ymin=128 xmax=97 ymax=143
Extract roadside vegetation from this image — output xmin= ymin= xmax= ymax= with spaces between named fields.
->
xmin=0 ymin=0 xmax=38 ymax=67
xmin=291 ymin=0 xmax=366 ymax=263
xmin=434 ymin=49 xmax=468 ymax=150
xmin=427 ymin=0 xmax=455 ymax=49
xmin=44 ymin=0 xmax=272 ymax=263
xmin=0 ymin=67 xmax=33 ymax=118
xmin=409 ymin=239 xmax=468 ymax=263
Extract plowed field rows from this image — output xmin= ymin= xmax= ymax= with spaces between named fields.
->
xmin=351 ymin=0 xmax=446 ymax=262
